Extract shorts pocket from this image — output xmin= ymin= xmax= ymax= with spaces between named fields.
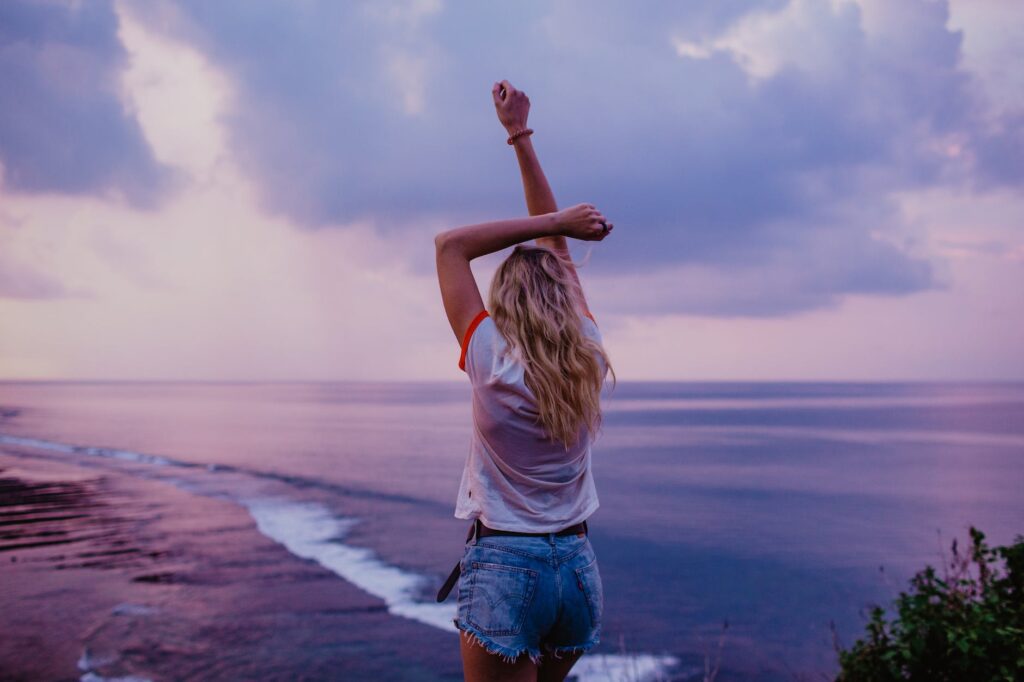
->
xmin=466 ymin=560 xmax=539 ymax=637
xmin=574 ymin=555 xmax=603 ymax=629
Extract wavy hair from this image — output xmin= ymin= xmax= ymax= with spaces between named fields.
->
xmin=487 ymin=243 xmax=616 ymax=449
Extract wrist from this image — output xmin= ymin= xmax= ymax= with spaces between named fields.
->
xmin=506 ymin=126 xmax=534 ymax=145
xmin=544 ymin=210 xmax=565 ymax=236
xmin=511 ymin=133 xmax=534 ymax=148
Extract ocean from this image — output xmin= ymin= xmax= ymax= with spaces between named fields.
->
xmin=1 ymin=380 xmax=1022 ymax=681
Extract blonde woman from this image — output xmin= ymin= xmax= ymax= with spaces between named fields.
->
xmin=434 ymin=79 xmax=616 ymax=682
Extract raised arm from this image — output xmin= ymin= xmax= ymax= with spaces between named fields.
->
xmin=435 ymin=205 xmax=612 ymax=347
xmin=492 ymin=80 xmax=593 ymax=318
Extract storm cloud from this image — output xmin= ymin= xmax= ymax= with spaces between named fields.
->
xmin=2 ymin=0 xmax=1021 ymax=316
xmin=0 ymin=0 xmax=172 ymax=205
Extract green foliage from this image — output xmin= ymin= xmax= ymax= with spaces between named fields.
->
xmin=835 ymin=527 xmax=1024 ymax=681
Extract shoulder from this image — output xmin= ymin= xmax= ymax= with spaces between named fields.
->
xmin=460 ymin=311 xmax=506 ymax=381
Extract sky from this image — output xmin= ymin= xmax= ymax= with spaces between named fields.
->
xmin=0 ymin=0 xmax=1021 ymax=382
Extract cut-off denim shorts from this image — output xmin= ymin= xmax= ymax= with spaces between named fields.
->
xmin=453 ymin=530 xmax=603 ymax=666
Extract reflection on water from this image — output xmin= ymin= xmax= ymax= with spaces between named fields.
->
xmin=1 ymin=380 xmax=1022 ymax=679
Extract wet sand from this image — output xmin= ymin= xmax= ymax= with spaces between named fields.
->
xmin=8 ymin=380 xmax=1021 ymax=680
xmin=0 ymin=445 xmax=465 ymax=681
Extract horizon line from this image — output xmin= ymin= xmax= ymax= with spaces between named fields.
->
xmin=1 ymin=378 xmax=1023 ymax=385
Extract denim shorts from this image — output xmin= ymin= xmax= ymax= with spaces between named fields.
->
xmin=453 ymin=530 xmax=603 ymax=666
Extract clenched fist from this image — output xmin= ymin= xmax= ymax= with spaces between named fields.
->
xmin=555 ymin=203 xmax=614 ymax=242
xmin=492 ymin=79 xmax=530 ymax=132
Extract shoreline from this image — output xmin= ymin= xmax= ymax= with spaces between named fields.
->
xmin=0 ymin=445 xmax=466 ymax=681
xmin=16 ymin=378 xmax=1004 ymax=679
xmin=0 ymin=437 xmax=690 ymax=681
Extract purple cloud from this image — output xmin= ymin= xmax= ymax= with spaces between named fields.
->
xmin=0 ymin=251 xmax=77 ymax=300
xmin=0 ymin=0 xmax=172 ymax=206
xmin=3 ymin=1 xmax=1021 ymax=317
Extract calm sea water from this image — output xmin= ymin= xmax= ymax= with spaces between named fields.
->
xmin=2 ymin=380 xmax=1022 ymax=680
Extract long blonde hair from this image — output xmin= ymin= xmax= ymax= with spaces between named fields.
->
xmin=488 ymin=244 xmax=616 ymax=449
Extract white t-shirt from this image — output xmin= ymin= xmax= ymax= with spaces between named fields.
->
xmin=454 ymin=309 xmax=606 ymax=532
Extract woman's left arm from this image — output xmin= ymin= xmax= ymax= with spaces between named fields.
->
xmin=435 ymin=205 xmax=610 ymax=344
xmin=435 ymin=213 xmax=560 ymax=345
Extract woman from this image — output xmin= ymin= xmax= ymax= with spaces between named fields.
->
xmin=434 ymin=79 xmax=616 ymax=682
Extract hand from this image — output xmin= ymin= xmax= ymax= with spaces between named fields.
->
xmin=492 ymin=79 xmax=530 ymax=132
xmin=554 ymin=203 xmax=614 ymax=241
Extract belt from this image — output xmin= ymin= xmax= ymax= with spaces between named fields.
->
xmin=436 ymin=518 xmax=588 ymax=603
xmin=478 ymin=519 xmax=588 ymax=539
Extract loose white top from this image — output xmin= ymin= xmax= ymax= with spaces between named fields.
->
xmin=454 ymin=309 xmax=606 ymax=532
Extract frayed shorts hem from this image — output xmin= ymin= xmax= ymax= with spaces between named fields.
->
xmin=454 ymin=618 xmax=599 ymax=666
xmin=542 ymin=635 xmax=601 ymax=659
xmin=455 ymin=619 xmax=544 ymax=666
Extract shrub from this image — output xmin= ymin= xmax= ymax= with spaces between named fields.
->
xmin=834 ymin=526 xmax=1024 ymax=681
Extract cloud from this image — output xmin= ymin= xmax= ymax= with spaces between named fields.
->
xmin=0 ymin=0 xmax=173 ymax=206
xmin=0 ymin=250 xmax=79 ymax=299
xmin=1 ymin=3 xmax=1022 ymax=380
xmin=4 ymin=0 xmax=1023 ymax=318
xmin=0 ymin=9 xmax=457 ymax=381
xmin=589 ymin=217 xmax=937 ymax=317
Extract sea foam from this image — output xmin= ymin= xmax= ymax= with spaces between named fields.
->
xmin=244 ymin=498 xmax=458 ymax=632
xmin=3 ymin=431 xmax=683 ymax=681
xmin=242 ymin=497 xmax=683 ymax=680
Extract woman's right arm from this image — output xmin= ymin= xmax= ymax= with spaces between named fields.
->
xmin=493 ymin=80 xmax=598 ymax=319
xmin=435 ymin=205 xmax=611 ymax=346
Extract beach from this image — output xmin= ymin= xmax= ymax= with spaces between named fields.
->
xmin=0 ymin=444 xmax=466 ymax=681
xmin=1 ymin=380 xmax=1022 ymax=680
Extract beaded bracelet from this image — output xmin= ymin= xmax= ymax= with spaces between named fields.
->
xmin=507 ymin=127 xmax=534 ymax=145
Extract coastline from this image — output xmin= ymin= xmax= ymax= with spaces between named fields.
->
xmin=7 ymin=379 xmax=1019 ymax=679
xmin=0 ymin=444 xmax=465 ymax=681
